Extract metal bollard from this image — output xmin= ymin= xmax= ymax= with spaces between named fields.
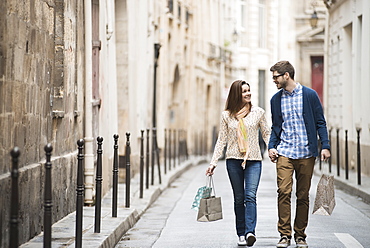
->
xmin=179 ymin=130 xmax=181 ymax=163
xmin=336 ymin=129 xmax=340 ymax=177
xmin=140 ymin=130 xmax=144 ymax=198
xmin=169 ymin=129 xmax=172 ymax=171
xmin=195 ymin=132 xmax=198 ymax=156
xmin=204 ymin=133 xmax=207 ymax=155
xmin=180 ymin=130 xmax=184 ymax=163
xmin=199 ymin=132 xmax=201 ymax=156
xmin=112 ymin=134 xmax=119 ymax=217
xmin=174 ymin=129 xmax=177 ymax=167
xmin=125 ymin=132 xmax=131 ymax=208
xmin=146 ymin=129 xmax=150 ymax=189
xmin=154 ymin=128 xmax=162 ymax=184
xmin=10 ymin=147 xmax=20 ymax=248
xmin=182 ymin=130 xmax=185 ymax=160
xmin=151 ymin=128 xmax=155 ymax=185
xmin=94 ymin=137 xmax=103 ymax=233
xmin=75 ymin=139 xmax=85 ymax=248
xmin=329 ymin=128 xmax=332 ymax=173
xmin=164 ymin=129 xmax=167 ymax=174
xmin=44 ymin=144 xmax=53 ymax=248
xmin=182 ymin=130 xmax=185 ymax=163
xmin=185 ymin=130 xmax=189 ymax=160
xmin=357 ymin=128 xmax=361 ymax=185
xmin=178 ymin=130 xmax=182 ymax=163
xmin=345 ymin=130 xmax=348 ymax=180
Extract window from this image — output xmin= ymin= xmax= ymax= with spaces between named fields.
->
xmin=258 ymin=70 xmax=266 ymax=109
xmin=258 ymin=0 xmax=266 ymax=48
xmin=186 ymin=8 xmax=189 ymax=25
xmin=168 ymin=0 xmax=173 ymax=13
xmin=241 ymin=4 xmax=246 ymax=29
xmin=178 ymin=2 xmax=181 ymax=21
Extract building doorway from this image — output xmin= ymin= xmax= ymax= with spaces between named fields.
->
xmin=311 ymin=56 xmax=324 ymax=105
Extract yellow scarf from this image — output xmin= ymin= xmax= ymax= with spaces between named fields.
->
xmin=235 ymin=106 xmax=250 ymax=168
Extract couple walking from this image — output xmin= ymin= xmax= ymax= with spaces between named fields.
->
xmin=206 ymin=61 xmax=331 ymax=248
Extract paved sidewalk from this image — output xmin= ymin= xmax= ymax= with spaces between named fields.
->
xmin=20 ymin=156 xmax=207 ymax=248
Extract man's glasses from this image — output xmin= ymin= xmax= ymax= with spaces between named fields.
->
xmin=272 ymin=73 xmax=285 ymax=80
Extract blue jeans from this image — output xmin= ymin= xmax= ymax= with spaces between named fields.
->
xmin=226 ymin=159 xmax=262 ymax=236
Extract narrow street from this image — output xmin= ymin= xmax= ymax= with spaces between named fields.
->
xmin=2 ymin=1 xmax=370 ymax=247
xmin=116 ymin=158 xmax=370 ymax=248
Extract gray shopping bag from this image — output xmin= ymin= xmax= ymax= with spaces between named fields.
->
xmin=312 ymin=174 xmax=336 ymax=215
xmin=197 ymin=196 xmax=223 ymax=222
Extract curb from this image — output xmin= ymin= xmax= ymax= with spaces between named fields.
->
xmin=333 ymin=178 xmax=370 ymax=204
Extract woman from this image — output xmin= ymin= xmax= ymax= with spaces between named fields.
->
xmin=206 ymin=80 xmax=270 ymax=247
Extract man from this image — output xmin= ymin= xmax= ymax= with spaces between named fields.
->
xmin=268 ymin=61 xmax=331 ymax=248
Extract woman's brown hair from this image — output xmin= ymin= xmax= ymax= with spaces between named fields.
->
xmin=225 ymin=80 xmax=251 ymax=117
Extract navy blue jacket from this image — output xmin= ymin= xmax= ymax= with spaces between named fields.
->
xmin=268 ymin=85 xmax=330 ymax=157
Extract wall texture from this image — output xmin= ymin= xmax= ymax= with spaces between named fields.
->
xmin=0 ymin=0 xmax=84 ymax=246
xmin=325 ymin=0 xmax=370 ymax=176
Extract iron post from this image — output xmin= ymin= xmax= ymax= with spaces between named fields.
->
xmin=345 ymin=130 xmax=348 ymax=180
xmin=75 ymin=139 xmax=85 ymax=248
xmin=357 ymin=128 xmax=361 ymax=185
xmin=329 ymin=128 xmax=332 ymax=173
xmin=140 ymin=130 xmax=144 ymax=198
xmin=112 ymin=134 xmax=119 ymax=217
xmin=146 ymin=129 xmax=150 ymax=189
xmin=10 ymin=147 xmax=20 ymax=248
xmin=94 ymin=137 xmax=103 ymax=233
xmin=164 ymin=129 xmax=167 ymax=174
xmin=125 ymin=132 xmax=131 ymax=208
xmin=336 ymin=128 xmax=340 ymax=176
xmin=44 ymin=144 xmax=53 ymax=248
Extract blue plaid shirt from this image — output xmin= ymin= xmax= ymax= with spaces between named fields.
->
xmin=277 ymin=83 xmax=312 ymax=159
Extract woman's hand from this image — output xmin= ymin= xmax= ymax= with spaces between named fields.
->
xmin=206 ymin=165 xmax=216 ymax=176
xmin=268 ymin=148 xmax=279 ymax=163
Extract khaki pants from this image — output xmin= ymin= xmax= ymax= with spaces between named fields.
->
xmin=276 ymin=156 xmax=315 ymax=240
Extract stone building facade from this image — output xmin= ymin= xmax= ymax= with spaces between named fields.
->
xmin=0 ymin=0 xmax=85 ymax=246
xmin=114 ymin=0 xmax=242 ymax=168
xmin=0 ymin=0 xmax=242 ymax=245
xmin=324 ymin=0 xmax=370 ymax=176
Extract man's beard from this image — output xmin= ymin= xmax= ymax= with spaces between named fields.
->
xmin=278 ymin=80 xmax=287 ymax=89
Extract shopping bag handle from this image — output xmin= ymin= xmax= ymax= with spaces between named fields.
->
xmin=206 ymin=175 xmax=216 ymax=196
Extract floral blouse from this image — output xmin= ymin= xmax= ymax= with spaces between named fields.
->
xmin=210 ymin=105 xmax=271 ymax=166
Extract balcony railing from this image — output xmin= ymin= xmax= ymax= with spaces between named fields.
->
xmin=208 ymin=43 xmax=232 ymax=64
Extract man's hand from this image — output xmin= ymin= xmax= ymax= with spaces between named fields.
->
xmin=206 ymin=165 xmax=216 ymax=176
xmin=268 ymin=148 xmax=279 ymax=163
xmin=321 ymin=149 xmax=331 ymax=162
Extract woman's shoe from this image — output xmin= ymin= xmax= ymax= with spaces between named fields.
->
xmin=238 ymin=236 xmax=247 ymax=246
xmin=246 ymin=233 xmax=256 ymax=246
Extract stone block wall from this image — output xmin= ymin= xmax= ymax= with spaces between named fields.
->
xmin=0 ymin=0 xmax=85 ymax=246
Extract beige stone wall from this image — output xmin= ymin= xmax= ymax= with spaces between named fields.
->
xmin=0 ymin=0 xmax=84 ymax=246
xmin=325 ymin=0 xmax=370 ymax=177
